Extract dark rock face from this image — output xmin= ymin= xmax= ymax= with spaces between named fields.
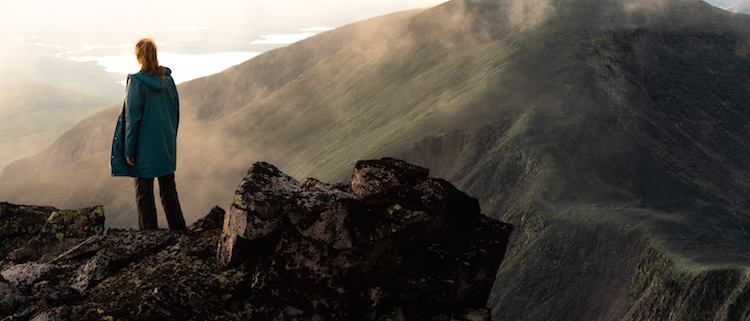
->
xmin=0 ymin=159 xmax=511 ymax=320
xmin=0 ymin=203 xmax=57 ymax=261
xmin=218 ymin=158 xmax=512 ymax=320
xmin=349 ymin=158 xmax=430 ymax=198
xmin=7 ymin=206 xmax=105 ymax=263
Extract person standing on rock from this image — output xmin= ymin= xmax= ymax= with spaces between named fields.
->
xmin=110 ymin=38 xmax=187 ymax=231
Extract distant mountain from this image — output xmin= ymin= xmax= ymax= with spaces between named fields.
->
xmin=0 ymin=83 xmax=110 ymax=171
xmin=2 ymin=0 xmax=750 ymax=319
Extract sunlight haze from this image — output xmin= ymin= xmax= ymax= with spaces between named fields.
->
xmin=0 ymin=0 xmax=449 ymax=100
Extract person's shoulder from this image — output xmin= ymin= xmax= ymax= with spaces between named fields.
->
xmin=129 ymin=72 xmax=146 ymax=83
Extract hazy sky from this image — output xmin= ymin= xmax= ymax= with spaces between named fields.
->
xmin=0 ymin=0 xmax=448 ymax=99
xmin=0 ymin=0 xmax=745 ymax=100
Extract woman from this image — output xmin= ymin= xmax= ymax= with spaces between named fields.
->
xmin=111 ymin=38 xmax=186 ymax=231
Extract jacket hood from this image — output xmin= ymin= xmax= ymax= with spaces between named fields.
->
xmin=131 ymin=67 xmax=172 ymax=92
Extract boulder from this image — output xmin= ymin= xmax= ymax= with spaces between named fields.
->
xmin=217 ymin=158 xmax=513 ymax=319
xmin=0 ymin=275 xmax=24 ymax=316
xmin=58 ymin=229 xmax=175 ymax=294
xmin=0 ymin=203 xmax=57 ymax=260
xmin=218 ymin=162 xmax=355 ymax=267
xmin=0 ymin=158 xmax=512 ymax=321
xmin=7 ymin=206 xmax=105 ymax=263
xmin=189 ymin=206 xmax=226 ymax=231
xmin=0 ymin=262 xmax=60 ymax=291
xmin=68 ymin=253 xmax=110 ymax=294
xmin=349 ymin=158 xmax=429 ymax=198
xmin=29 ymin=305 xmax=83 ymax=321
xmin=217 ymin=162 xmax=301 ymax=267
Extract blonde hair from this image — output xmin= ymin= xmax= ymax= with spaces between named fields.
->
xmin=135 ymin=38 xmax=165 ymax=79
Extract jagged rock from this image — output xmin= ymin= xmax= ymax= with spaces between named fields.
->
xmin=349 ymin=158 xmax=429 ymax=198
xmin=52 ymin=235 xmax=106 ymax=263
xmin=0 ymin=275 xmax=24 ymax=316
xmin=76 ymin=222 xmax=229 ymax=321
xmin=135 ymin=286 xmax=177 ymax=320
xmin=0 ymin=292 xmax=26 ymax=317
xmin=68 ymin=253 xmax=110 ymax=294
xmin=189 ymin=206 xmax=225 ymax=231
xmin=0 ymin=276 xmax=18 ymax=298
xmin=7 ymin=206 xmax=105 ymax=263
xmin=95 ymin=230 xmax=174 ymax=268
xmin=0 ymin=262 xmax=60 ymax=291
xmin=217 ymin=162 xmax=301 ymax=267
xmin=29 ymin=305 xmax=83 ymax=321
xmin=0 ymin=158 xmax=511 ymax=320
xmin=55 ymin=229 xmax=173 ymax=265
xmin=218 ymin=162 xmax=355 ymax=267
xmin=59 ymin=229 xmax=174 ymax=295
xmin=217 ymin=158 xmax=512 ymax=319
xmin=0 ymin=203 xmax=57 ymax=260
xmin=30 ymin=280 xmax=60 ymax=302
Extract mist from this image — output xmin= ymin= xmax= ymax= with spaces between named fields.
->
xmin=0 ymin=0 xmax=449 ymax=101
xmin=0 ymin=0 xmax=748 ymax=228
xmin=0 ymin=0 xmax=741 ymax=101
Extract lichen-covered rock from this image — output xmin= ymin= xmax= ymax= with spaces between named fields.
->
xmin=68 ymin=253 xmax=110 ymax=294
xmin=0 ymin=280 xmax=16 ymax=298
xmin=217 ymin=162 xmax=301 ymax=267
xmin=0 ymin=292 xmax=26 ymax=317
xmin=189 ymin=206 xmax=225 ymax=231
xmin=218 ymin=162 xmax=355 ymax=267
xmin=0 ymin=203 xmax=57 ymax=260
xmin=217 ymin=158 xmax=512 ymax=320
xmin=0 ymin=275 xmax=24 ymax=316
xmin=28 ymin=305 xmax=84 ymax=321
xmin=0 ymin=262 xmax=60 ymax=291
xmin=7 ymin=205 xmax=105 ymax=263
xmin=55 ymin=229 xmax=175 ymax=295
xmin=0 ymin=158 xmax=512 ymax=321
xmin=349 ymin=158 xmax=429 ymax=198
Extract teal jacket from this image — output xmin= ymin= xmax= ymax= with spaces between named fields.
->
xmin=111 ymin=68 xmax=179 ymax=178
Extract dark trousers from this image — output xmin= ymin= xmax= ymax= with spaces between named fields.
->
xmin=135 ymin=173 xmax=187 ymax=231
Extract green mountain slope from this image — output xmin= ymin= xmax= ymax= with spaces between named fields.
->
xmin=0 ymin=83 xmax=111 ymax=171
xmin=2 ymin=0 xmax=750 ymax=319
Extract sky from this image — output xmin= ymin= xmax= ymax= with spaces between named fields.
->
xmin=0 ymin=0 xmax=746 ymax=101
xmin=0 ymin=0 xmax=449 ymax=100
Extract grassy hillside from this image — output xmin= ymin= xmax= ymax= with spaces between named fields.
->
xmin=2 ymin=0 xmax=750 ymax=319
xmin=0 ymin=83 xmax=111 ymax=171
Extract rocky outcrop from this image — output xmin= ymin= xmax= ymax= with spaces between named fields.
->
xmin=0 ymin=159 xmax=512 ymax=320
xmin=0 ymin=204 xmax=104 ymax=320
xmin=7 ymin=206 xmax=105 ymax=263
xmin=217 ymin=162 xmax=357 ymax=267
xmin=0 ymin=203 xmax=57 ymax=261
xmin=218 ymin=158 xmax=513 ymax=320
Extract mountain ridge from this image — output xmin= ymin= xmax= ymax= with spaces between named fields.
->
xmin=0 ymin=83 xmax=111 ymax=172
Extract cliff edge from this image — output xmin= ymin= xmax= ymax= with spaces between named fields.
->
xmin=0 ymin=158 xmax=512 ymax=320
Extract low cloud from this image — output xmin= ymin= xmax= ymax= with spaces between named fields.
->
xmin=68 ymin=51 xmax=260 ymax=84
xmin=68 ymin=55 xmax=137 ymax=75
xmin=301 ymin=27 xmax=335 ymax=32
xmin=250 ymin=27 xmax=334 ymax=45
xmin=27 ymin=42 xmax=69 ymax=49
xmin=168 ymin=26 xmax=209 ymax=31
xmin=505 ymin=0 xmax=556 ymax=31
xmin=250 ymin=33 xmax=318 ymax=45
